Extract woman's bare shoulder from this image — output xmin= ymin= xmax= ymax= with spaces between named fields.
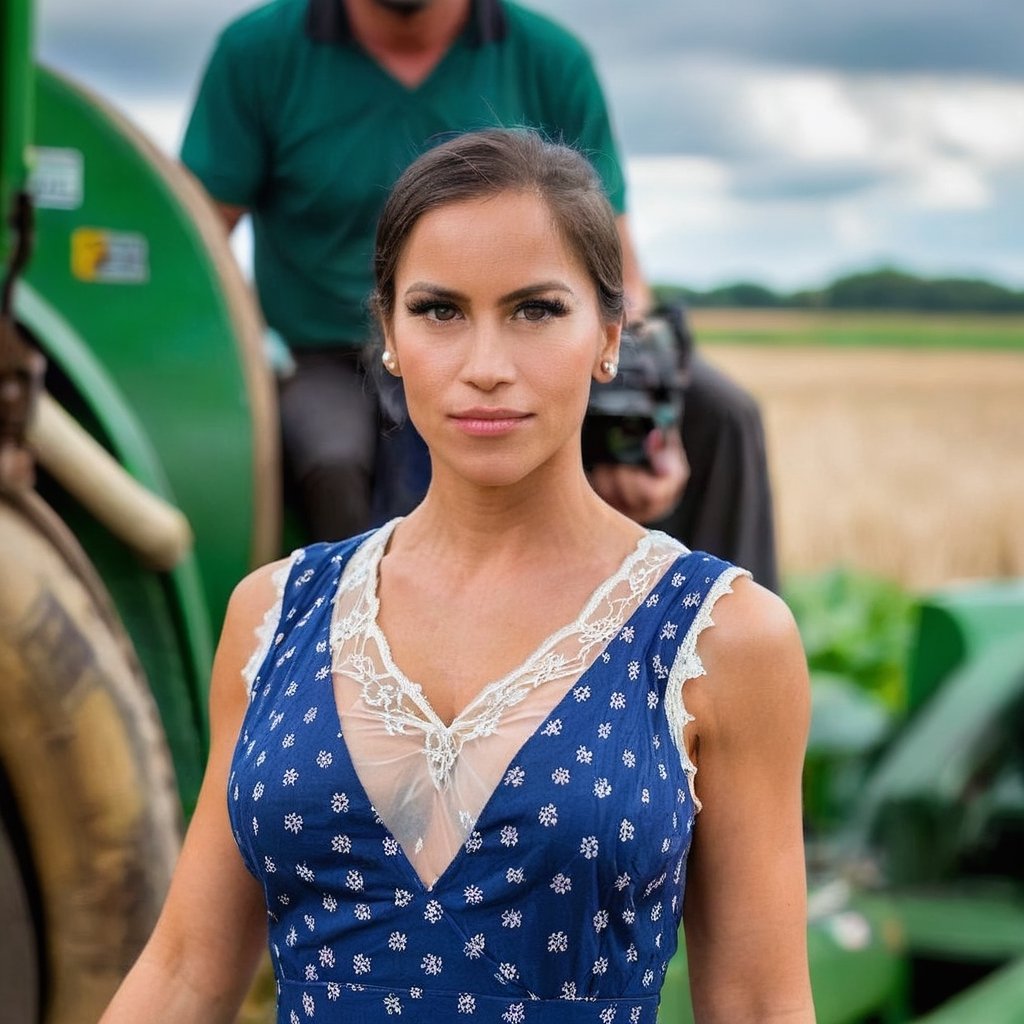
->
xmin=213 ymin=556 xmax=297 ymax=695
xmin=700 ymin=574 xmax=801 ymax=657
xmin=693 ymin=575 xmax=809 ymax=739
xmin=226 ymin=556 xmax=295 ymax=628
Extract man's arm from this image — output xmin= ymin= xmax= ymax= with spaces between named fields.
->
xmin=180 ymin=21 xmax=268 ymax=229
xmin=216 ymin=201 xmax=248 ymax=234
xmin=589 ymin=214 xmax=687 ymax=524
xmin=589 ymin=427 xmax=688 ymax=524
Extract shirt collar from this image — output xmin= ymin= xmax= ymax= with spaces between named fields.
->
xmin=305 ymin=0 xmax=507 ymax=47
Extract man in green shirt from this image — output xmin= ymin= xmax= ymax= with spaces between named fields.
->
xmin=182 ymin=0 xmax=636 ymax=351
xmin=182 ymin=0 xmax=777 ymax=587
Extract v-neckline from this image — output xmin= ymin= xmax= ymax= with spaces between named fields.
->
xmin=353 ymin=29 xmax=467 ymax=97
xmin=322 ymin=545 xmax=688 ymax=893
xmin=355 ymin=518 xmax=654 ymax=733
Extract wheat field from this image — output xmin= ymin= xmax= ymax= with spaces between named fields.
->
xmin=701 ymin=342 xmax=1024 ymax=589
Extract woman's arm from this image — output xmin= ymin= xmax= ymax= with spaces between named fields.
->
xmin=100 ymin=560 xmax=289 ymax=1023
xmin=682 ymin=578 xmax=815 ymax=1023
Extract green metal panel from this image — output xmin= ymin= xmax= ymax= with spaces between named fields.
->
xmin=656 ymin=892 xmax=905 ymax=1023
xmin=911 ymin=956 xmax=1024 ymax=1024
xmin=860 ymin=890 xmax=1024 ymax=962
xmin=24 ymin=67 xmax=262 ymax=634
xmin=14 ymin=281 xmax=212 ymax=811
xmin=806 ymin=900 xmax=907 ymax=1024
xmin=0 ymin=0 xmax=33 ymax=263
xmin=850 ymin=636 xmax=1024 ymax=885
xmin=907 ymin=579 xmax=1024 ymax=711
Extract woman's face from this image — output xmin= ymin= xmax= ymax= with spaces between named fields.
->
xmin=383 ymin=190 xmax=621 ymax=491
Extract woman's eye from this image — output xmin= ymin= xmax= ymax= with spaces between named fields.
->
xmin=516 ymin=300 xmax=567 ymax=322
xmin=407 ymin=300 xmax=459 ymax=321
xmin=427 ymin=303 xmax=458 ymax=322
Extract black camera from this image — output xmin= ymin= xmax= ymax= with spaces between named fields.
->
xmin=581 ymin=304 xmax=694 ymax=470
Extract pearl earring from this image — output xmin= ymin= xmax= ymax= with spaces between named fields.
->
xmin=382 ymin=350 xmax=397 ymax=371
xmin=601 ymin=359 xmax=618 ymax=379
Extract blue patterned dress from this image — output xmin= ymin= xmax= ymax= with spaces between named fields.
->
xmin=229 ymin=522 xmax=747 ymax=1023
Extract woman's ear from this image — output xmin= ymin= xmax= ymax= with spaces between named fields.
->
xmin=382 ymin=348 xmax=401 ymax=376
xmin=381 ymin=328 xmax=402 ymax=377
xmin=593 ymin=319 xmax=622 ymax=382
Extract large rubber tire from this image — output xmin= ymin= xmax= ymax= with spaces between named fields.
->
xmin=0 ymin=799 xmax=39 ymax=1022
xmin=0 ymin=492 xmax=182 ymax=1023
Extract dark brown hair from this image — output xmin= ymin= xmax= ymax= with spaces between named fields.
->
xmin=371 ymin=128 xmax=625 ymax=326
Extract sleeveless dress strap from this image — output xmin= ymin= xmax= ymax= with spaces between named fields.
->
xmin=243 ymin=531 xmax=375 ymax=700
xmin=242 ymin=554 xmax=300 ymax=695
xmin=654 ymin=553 xmax=751 ymax=811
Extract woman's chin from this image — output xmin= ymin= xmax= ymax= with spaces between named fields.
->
xmin=431 ymin=451 xmax=545 ymax=493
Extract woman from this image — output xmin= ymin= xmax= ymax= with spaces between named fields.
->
xmin=102 ymin=129 xmax=812 ymax=1023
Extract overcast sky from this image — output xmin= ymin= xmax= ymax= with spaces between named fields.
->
xmin=36 ymin=0 xmax=1024 ymax=290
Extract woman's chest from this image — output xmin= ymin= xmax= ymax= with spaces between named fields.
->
xmin=373 ymin=572 xmax=620 ymax=723
xmin=232 ymin=648 xmax=694 ymax=895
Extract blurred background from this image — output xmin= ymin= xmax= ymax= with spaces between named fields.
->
xmin=1 ymin=1 xmax=1022 ymax=1022
xmin=35 ymin=0 xmax=1024 ymax=587
xmin=35 ymin=0 xmax=1024 ymax=289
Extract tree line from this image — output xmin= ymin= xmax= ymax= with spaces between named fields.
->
xmin=654 ymin=267 xmax=1024 ymax=312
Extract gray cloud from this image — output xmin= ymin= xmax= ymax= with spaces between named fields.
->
xmin=38 ymin=33 xmax=204 ymax=95
xmin=36 ymin=1 xmax=248 ymax=98
xmin=34 ymin=0 xmax=1024 ymax=288
xmin=38 ymin=0 xmax=1024 ymax=102
xmin=602 ymin=55 xmax=765 ymax=157
xmin=552 ymin=0 xmax=1024 ymax=80
xmin=730 ymin=163 xmax=886 ymax=202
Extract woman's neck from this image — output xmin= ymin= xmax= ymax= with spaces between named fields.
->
xmin=344 ymin=0 xmax=471 ymax=86
xmin=390 ymin=461 xmax=645 ymax=571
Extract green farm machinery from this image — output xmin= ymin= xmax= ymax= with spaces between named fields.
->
xmin=2 ymin=2 xmax=1022 ymax=1021
xmin=1 ymin=3 xmax=276 ymax=1019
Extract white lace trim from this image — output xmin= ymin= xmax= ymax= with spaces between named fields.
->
xmin=665 ymin=564 xmax=751 ymax=813
xmin=240 ymin=524 xmax=748 ymax=820
xmin=330 ymin=519 xmax=689 ymax=790
xmin=241 ymin=556 xmax=300 ymax=695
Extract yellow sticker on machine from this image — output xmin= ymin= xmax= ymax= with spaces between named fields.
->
xmin=71 ymin=228 xmax=149 ymax=284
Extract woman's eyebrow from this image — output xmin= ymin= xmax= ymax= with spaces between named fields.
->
xmin=498 ymin=281 xmax=574 ymax=304
xmin=402 ymin=282 xmax=467 ymax=301
xmin=402 ymin=281 xmax=575 ymax=303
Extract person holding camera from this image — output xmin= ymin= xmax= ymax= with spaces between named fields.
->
xmin=181 ymin=0 xmax=777 ymax=588
xmin=588 ymin=307 xmax=778 ymax=590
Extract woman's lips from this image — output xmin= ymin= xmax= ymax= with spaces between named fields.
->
xmin=449 ymin=408 xmax=533 ymax=436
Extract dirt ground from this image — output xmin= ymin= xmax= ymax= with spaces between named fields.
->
xmin=701 ymin=344 xmax=1024 ymax=590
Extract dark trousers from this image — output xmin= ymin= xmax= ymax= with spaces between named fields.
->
xmin=651 ymin=354 xmax=779 ymax=592
xmin=278 ymin=348 xmax=430 ymax=542
xmin=278 ymin=349 xmax=378 ymax=542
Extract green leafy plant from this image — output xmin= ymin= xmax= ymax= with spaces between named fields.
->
xmin=785 ymin=568 xmax=917 ymax=713
xmin=784 ymin=568 xmax=918 ymax=833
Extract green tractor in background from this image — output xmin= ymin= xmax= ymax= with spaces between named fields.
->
xmin=1 ymin=2 xmax=1022 ymax=1021
xmin=1 ymin=2 xmax=277 ymax=1019
xmin=851 ymin=582 xmax=1024 ymax=1020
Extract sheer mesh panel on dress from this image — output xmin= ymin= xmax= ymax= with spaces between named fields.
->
xmin=327 ymin=522 xmax=690 ymax=888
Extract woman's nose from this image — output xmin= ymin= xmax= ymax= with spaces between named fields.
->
xmin=459 ymin=322 xmax=515 ymax=390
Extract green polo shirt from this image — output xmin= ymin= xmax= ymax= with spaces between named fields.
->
xmin=181 ymin=0 xmax=627 ymax=349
